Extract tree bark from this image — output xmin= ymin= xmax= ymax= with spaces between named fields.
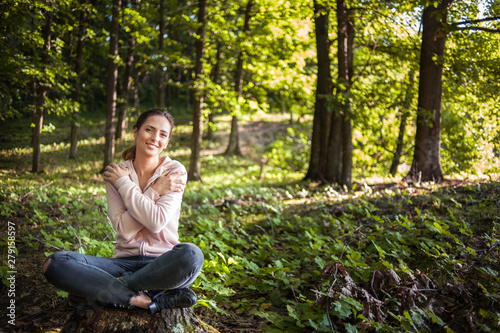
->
xmin=32 ymin=0 xmax=53 ymax=173
xmin=306 ymin=0 xmax=354 ymax=188
xmin=389 ymin=73 xmax=414 ymax=176
xmin=225 ymin=0 xmax=253 ymax=156
xmin=69 ymin=0 xmax=87 ymax=159
xmin=207 ymin=42 xmax=222 ymax=141
xmin=157 ymin=0 xmax=166 ymax=109
xmin=133 ymin=69 xmax=140 ymax=115
xmin=116 ymin=4 xmax=137 ymax=140
xmin=115 ymin=36 xmax=135 ymax=140
xmin=102 ymin=0 xmax=121 ymax=171
xmin=337 ymin=0 xmax=354 ymax=188
xmin=305 ymin=0 xmax=333 ymax=181
xmin=406 ymin=0 xmax=453 ymax=182
xmin=62 ymin=307 xmax=218 ymax=333
xmin=188 ymin=0 xmax=207 ymax=181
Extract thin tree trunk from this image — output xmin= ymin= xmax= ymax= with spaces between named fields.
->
xmin=338 ymin=0 xmax=354 ymax=188
xmin=69 ymin=1 xmax=87 ymax=159
xmin=157 ymin=0 xmax=166 ymax=109
xmin=390 ymin=73 xmax=414 ymax=176
xmin=176 ymin=64 xmax=182 ymax=100
xmin=186 ymin=68 xmax=191 ymax=110
xmin=207 ymin=42 xmax=222 ymax=141
xmin=133 ymin=69 xmax=140 ymax=115
xmin=116 ymin=14 xmax=136 ymax=140
xmin=32 ymin=0 xmax=53 ymax=173
xmin=225 ymin=0 xmax=253 ymax=156
xmin=325 ymin=116 xmax=342 ymax=182
xmin=115 ymin=36 xmax=134 ymax=140
xmin=226 ymin=116 xmax=241 ymax=155
xmin=166 ymin=72 xmax=172 ymax=105
xmin=407 ymin=0 xmax=452 ymax=182
xmin=102 ymin=0 xmax=121 ymax=170
xmin=188 ymin=0 xmax=207 ymax=181
xmin=305 ymin=0 xmax=333 ymax=181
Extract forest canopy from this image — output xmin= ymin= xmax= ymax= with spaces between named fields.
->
xmin=0 ymin=0 xmax=499 ymax=182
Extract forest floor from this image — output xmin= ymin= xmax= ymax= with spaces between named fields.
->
xmin=0 ymin=112 xmax=499 ymax=332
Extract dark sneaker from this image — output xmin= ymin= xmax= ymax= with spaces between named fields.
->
xmin=148 ymin=288 xmax=197 ymax=314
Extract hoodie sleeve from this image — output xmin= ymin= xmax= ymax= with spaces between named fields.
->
xmin=106 ymin=180 xmax=144 ymax=240
xmin=107 ymin=162 xmax=187 ymax=235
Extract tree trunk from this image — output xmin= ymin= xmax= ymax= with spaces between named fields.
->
xmin=186 ymin=68 xmax=191 ymax=110
xmin=325 ymin=116 xmax=342 ymax=183
xmin=337 ymin=0 xmax=354 ymax=189
xmin=390 ymin=73 xmax=414 ymax=176
xmin=102 ymin=0 xmax=121 ymax=171
xmin=225 ymin=0 xmax=253 ymax=156
xmin=133 ymin=69 xmax=140 ymax=115
xmin=188 ymin=0 xmax=207 ymax=181
xmin=306 ymin=0 xmax=354 ymax=188
xmin=207 ymin=42 xmax=222 ymax=141
xmin=176 ymin=65 xmax=182 ymax=100
xmin=406 ymin=0 xmax=452 ymax=182
xmin=32 ymin=0 xmax=53 ymax=173
xmin=62 ymin=307 xmax=217 ymax=333
xmin=157 ymin=0 xmax=166 ymax=109
xmin=305 ymin=0 xmax=333 ymax=181
xmin=69 ymin=1 xmax=87 ymax=159
xmin=116 ymin=18 xmax=136 ymax=140
xmin=226 ymin=116 xmax=241 ymax=155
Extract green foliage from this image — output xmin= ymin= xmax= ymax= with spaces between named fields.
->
xmin=265 ymin=126 xmax=310 ymax=173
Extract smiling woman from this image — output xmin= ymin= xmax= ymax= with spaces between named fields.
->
xmin=42 ymin=108 xmax=204 ymax=315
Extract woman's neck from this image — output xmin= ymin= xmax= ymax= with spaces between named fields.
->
xmin=133 ymin=153 xmax=161 ymax=177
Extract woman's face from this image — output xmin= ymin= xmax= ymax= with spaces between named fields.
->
xmin=133 ymin=115 xmax=172 ymax=158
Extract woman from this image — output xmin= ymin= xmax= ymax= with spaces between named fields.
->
xmin=42 ymin=109 xmax=204 ymax=314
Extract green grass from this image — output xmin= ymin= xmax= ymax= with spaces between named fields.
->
xmin=1 ymin=111 xmax=499 ymax=332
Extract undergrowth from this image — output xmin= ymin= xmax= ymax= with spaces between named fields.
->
xmin=0 ymin=112 xmax=499 ymax=332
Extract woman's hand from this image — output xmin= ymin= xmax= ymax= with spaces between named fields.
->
xmin=103 ymin=162 xmax=130 ymax=185
xmin=151 ymin=170 xmax=186 ymax=195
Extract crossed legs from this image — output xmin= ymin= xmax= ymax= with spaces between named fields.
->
xmin=42 ymin=243 xmax=204 ymax=310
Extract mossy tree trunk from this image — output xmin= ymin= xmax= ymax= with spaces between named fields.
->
xmin=62 ymin=307 xmax=217 ymax=333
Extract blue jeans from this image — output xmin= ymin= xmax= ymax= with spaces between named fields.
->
xmin=43 ymin=243 xmax=204 ymax=308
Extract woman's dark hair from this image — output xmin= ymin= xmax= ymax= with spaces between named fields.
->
xmin=122 ymin=109 xmax=174 ymax=160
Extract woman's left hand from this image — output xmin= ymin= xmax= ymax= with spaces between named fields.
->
xmin=103 ymin=162 xmax=129 ymax=185
xmin=151 ymin=170 xmax=186 ymax=195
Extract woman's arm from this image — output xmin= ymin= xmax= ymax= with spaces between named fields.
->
xmin=106 ymin=181 xmax=145 ymax=239
xmin=114 ymin=175 xmax=185 ymax=233
xmin=105 ymin=162 xmax=187 ymax=234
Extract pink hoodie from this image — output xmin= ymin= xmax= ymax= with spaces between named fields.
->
xmin=105 ymin=156 xmax=187 ymax=258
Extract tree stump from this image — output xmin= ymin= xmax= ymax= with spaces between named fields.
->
xmin=62 ymin=307 xmax=218 ymax=333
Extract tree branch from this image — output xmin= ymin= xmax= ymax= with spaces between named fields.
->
xmin=453 ymin=16 xmax=500 ymax=26
xmin=456 ymin=26 xmax=500 ymax=33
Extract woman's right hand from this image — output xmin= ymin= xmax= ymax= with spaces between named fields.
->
xmin=151 ymin=170 xmax=186 ymax=195
xmin=103 ymin=162 xmax=130 ymax=185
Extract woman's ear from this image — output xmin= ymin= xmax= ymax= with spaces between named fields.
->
xmin=133 ymin=127 xmax=138 ymax=139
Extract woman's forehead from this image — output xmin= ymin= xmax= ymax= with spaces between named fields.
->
xmin=142 ymin=115 xmax=171 ymax=132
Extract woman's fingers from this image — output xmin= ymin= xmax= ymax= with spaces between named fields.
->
xmin=103 ymin=162 xmax=129 ymax=185
xmin=166 ymin=172 xmax=186 ymax=192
